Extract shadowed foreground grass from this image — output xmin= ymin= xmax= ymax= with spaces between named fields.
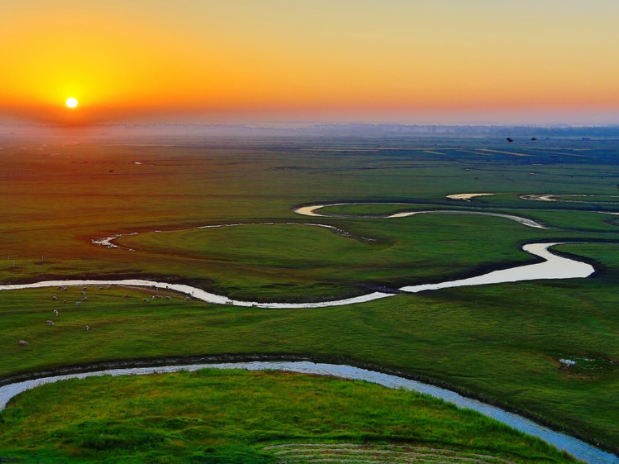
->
xmin=0 ymin=369 xmax=577 ymax=464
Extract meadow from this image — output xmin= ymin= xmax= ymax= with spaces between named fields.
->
xmin=0 ymin=369 xmax=577 ymax=464
xmin=0 ymin=134 xmax=618 ymax=460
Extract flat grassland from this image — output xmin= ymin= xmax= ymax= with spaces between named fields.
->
xmin=0 ymin=369 xmax=577 ymax=464
xmin=0 ymin=135 xmax=618 ymax=457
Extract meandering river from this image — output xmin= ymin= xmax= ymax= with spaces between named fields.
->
xmin=0 ymin=207 xmax=610 ymax=461
xmin=0 ymin=361 xmax=616 ymax=464
xmin=293 ymin=203 xmax=546 ymax=229
xmin=0 ymin=242 xmax=594 ymax=308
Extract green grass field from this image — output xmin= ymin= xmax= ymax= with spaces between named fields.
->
xmin=0 ymin=369 xmax=577 ymax=464
xmin=1 ymin=135 xmax=618 ymax=459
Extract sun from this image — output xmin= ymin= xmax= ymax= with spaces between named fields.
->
xmin=65 ymin=97 xmax=78 ymax=108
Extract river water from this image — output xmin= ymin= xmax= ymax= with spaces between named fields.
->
xmin=0 ymin=361 xmax=616 ymax=464
xmin=0 ymin=242 xmax=595 ymax=308
xmin=0 ymin=210 xmax=608 ymax=461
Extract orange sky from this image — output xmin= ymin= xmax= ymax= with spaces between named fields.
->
xmin=2 ymin=0 xmax=619 ymax=125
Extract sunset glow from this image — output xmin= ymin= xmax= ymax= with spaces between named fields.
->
xmin=1 ymin=0 xmax=619 ymax=125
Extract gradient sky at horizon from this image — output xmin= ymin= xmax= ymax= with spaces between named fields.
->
xmin=2 ymin=0 xmax=619 ymax=125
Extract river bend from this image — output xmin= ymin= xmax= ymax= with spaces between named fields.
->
xmin=0 ymin=361 xmax=616 ymax=464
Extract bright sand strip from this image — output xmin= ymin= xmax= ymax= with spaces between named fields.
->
xmin=293 ymin=205 xmax=330 ymax=217
xmin=446 ymin=193 xmax=495 ymax=201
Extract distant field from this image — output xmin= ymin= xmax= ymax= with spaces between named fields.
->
xmin=0 ymin=135 xmax=618 ymax=455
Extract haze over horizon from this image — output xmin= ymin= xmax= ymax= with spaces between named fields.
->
xmin=2 ymin=0 xmax=619 ymax=127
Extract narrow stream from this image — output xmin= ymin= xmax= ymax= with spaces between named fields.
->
xmin=0 ymin=243 xmax=595 ymax=308
xmin=0 ymin=208 xmax=608 ymax=462
xmin=0 ymin=361 xmax=616 ymax=464
xmin=293 ymin=203 xmax=546 ymax=229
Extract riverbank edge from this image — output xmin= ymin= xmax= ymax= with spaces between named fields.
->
xmin=1 ymin=352 xmax=616 ymax=458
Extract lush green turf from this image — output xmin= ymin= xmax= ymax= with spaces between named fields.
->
xmin=1 ymin=135 xmax=618 ymax=455
xmin=0 ymin=369 xmax=577 ymax=464
xmin=2 ymin=243 xmax=618 ymax=448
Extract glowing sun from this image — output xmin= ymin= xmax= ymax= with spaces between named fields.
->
xmin=65 ymin=97 xmax=78 ymax=108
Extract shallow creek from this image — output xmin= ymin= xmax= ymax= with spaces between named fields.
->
xmin=0 ymin=361 xmax=616 ymax=464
